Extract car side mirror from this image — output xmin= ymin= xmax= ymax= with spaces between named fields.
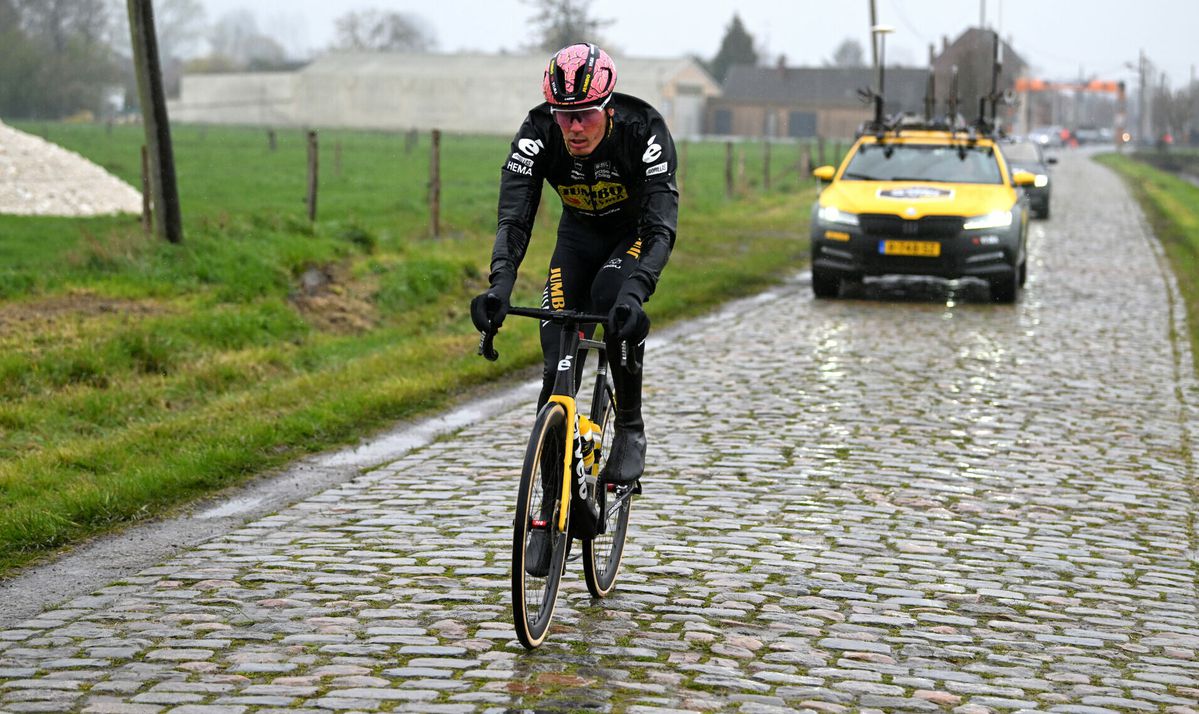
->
xmin=1046 ymin=157 xmax=1058 ymax=165
xmin=812 ymin=165 xmax=836 ymax=182
xmin=1012 ymin=170 xmax=1036 ymax=187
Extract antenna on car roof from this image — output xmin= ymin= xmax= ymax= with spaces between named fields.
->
xmin=947 ymin=65 xmax=960 ymax=127
xmin=973 ymin=29 xmax=1008 ymax=136
xmin=924 ymin=69 xmax=936 ymax=123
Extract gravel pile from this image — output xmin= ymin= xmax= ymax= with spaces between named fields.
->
xmin=0 ymin=120 xmax=142 ymax=216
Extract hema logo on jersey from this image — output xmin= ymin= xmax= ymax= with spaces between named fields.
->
xmin=505 ymin=160 xmax=533 ymax=176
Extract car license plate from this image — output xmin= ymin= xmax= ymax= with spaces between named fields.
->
xmin=880 ymin=240 xmax=941 ymax=257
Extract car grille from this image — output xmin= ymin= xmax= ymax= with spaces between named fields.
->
xmin=860 ymin=214 xmax=964 ymax=238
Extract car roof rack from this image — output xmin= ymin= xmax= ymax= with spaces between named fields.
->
xmin=855 ymin=29 xmax=1012 ymax=143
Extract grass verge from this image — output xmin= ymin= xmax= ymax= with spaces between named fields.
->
xmin=1096 ymin=153 xmax=1199 ymax=365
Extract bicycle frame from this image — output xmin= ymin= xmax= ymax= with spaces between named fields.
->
xmin=545 ymin=328 xmax=608 ymax=533
xmin=479 ymin=305 xmax=610 ymax=535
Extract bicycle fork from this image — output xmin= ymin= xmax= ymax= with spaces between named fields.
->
xmin=546 ymin=394 xmax=601 ymax=534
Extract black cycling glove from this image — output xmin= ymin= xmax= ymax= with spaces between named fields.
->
xmin=608 ymin=293 xmax=650 ymax=344
xmin=470 ymin=268 xmax=515 ymax=333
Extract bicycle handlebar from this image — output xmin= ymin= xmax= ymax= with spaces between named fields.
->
xmin=476 ymin=306 xmax=639 ymax=371
xmin=505 ymin=306 xmax=610 ymax=324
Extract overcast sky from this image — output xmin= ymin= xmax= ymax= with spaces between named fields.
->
xmin=194 ymin=0 xmax=1198 ymax=90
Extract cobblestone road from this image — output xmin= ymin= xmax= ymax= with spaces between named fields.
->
xmin=2 ymin=155 xmax=1198 ymax=713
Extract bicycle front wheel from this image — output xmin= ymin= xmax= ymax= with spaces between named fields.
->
xmin=583 ymin=377 xmax=631 ymax=598
xmin=511 ymin=402 xmax=570 ymax=649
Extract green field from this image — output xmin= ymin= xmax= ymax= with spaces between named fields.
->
xmin=0 ymin=122 xmax=818 ymax=574
xmin=1098 ymin=153 xmax=1199 ymax=365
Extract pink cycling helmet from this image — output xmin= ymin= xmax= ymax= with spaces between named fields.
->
xmin=542 ymin=43 xmax=617 ymax=107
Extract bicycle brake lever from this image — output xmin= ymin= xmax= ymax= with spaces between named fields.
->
xmin=478 ymin=331 xmax=499 ymax=361
xmin=621 ymin=340 xmax=643 ymax=374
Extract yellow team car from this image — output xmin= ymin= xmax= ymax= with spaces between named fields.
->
xmin=810 ymin=124 xmax=1036 ymax=303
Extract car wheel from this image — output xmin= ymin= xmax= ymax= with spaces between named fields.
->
xmin=1018 ymin=259 xmax=1027 ymax=287
xmin=812 ymin=269 xmax=840 ymax=299
xmin=1039 ymin=203 xmax=1050 ymax=219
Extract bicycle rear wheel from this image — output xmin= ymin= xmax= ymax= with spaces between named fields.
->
xmin=511 ymin=402 xmax=570 ymax=649
xmin=583 ymin=378 xmax=631 ymax=598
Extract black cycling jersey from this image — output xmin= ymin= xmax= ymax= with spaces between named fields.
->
xmin=489 ymin=92 xmax=680 ymax=306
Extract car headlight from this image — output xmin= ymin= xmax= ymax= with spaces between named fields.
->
xmin=1034 ymin=174 xmax=1049 ymax=188
xmin=817 ymin=205 xmax=860 ymax=226
xmin=963 ymin=210 xmax=1013 ymax=230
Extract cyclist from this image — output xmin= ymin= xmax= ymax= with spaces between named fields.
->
xmin=471 ymin=42 xmax=679 ymax=488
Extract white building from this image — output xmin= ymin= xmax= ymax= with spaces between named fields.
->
xmin=168 ymin=52 xmax=721 ymax=138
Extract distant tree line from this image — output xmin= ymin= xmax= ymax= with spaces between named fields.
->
xmin=0 ymin=0 xmax=122 ymax=119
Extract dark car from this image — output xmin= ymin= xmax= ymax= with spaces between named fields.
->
xmin=1000 ymin=140 xmax=1055 ymax=219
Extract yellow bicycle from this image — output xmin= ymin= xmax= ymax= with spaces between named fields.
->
xmin=479 ymin=306 xmax=636 ymax=649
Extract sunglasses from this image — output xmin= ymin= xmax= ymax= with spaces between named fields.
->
xmin=550 ymin=96 xmax=611 ymax=130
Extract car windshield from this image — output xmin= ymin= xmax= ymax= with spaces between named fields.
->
xmin=842 ymin=142 xmax=1004 ymax=184
xmin=1001 ymin=143 xmax=1042 ymax=164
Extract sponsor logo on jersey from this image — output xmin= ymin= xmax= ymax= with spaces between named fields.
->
xmin=555 ymin=181 xmax=629 ymax=211
xmin=643 ymin=135 xmax=663 ymax=164
xmin=518 ymin=138 xmax=544 ymax=157
xmin=601 ymin=257 xmax=623 ymax=270
xmin=626 ymin=239 xmax=642 ymax=259
xmin=548 ymin=267 xmax=566 ymax=309
xmin=646 ymin=161 xmax=668 ymax=177
xmin=505 ymin=160 xmax=533 ymax=176
xmin=594 ymin=161 xmax=620 ymax=180
xmin=510 ymin=152 xmax=534 ymax=168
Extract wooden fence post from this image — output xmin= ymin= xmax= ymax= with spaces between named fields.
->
xmin=306 ymin=130 xmax=318 ymax=222
xmin=817 ymin=136 xmax=826 ymax=167
xmin=763 ymin=141 xmax=771 ymax=191
xmin=801 ymin=143 xmax=812 ymax=178
xmin=725 ymin=141 xmax=734 ymax=198
xmin=737 ymin=145 xmax=746 ymax=193
xmin=429 ymin=129 xmax=441 ymax=238
xmin=678 ymin=140 xmax=688 ymax=195
xmin=268 ymin=129 xmax=276 ymax=151
xmin=140 ymin=145 xmax=152 ymax=235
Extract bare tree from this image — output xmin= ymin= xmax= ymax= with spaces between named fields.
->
xmin=207 ymin=9 xmax=285 ymax=68
xmin=522 ymin=0 xmax=612 ymax=53
xmin=333 ymin=9 xmax=436 ymax=52
xmin=3 ymin=0 xmax=119 ymax=117
xmin=827 ymin=38 xmax=865 ymax=68
xmin=14 ymin=0 xmax=111 ymax=51
xmin=155 ymin=0 xmax=206 ymax=60
xmin=107 ymin=0 xmax=205 ymax=60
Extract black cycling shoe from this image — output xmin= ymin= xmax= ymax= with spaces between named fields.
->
xmin=525 ymin=529 xmax=552 ymax=577
xmin=600 ymin=427 xmax=645 ymax=485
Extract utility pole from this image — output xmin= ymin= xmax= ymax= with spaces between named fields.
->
xmin=868 ymin=0 xmax=878 ymax=75
xmin=1138 ymin=49 xmax=1147 ymax=143
xmin=127 ymin=0 xmax=182 ymax=243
